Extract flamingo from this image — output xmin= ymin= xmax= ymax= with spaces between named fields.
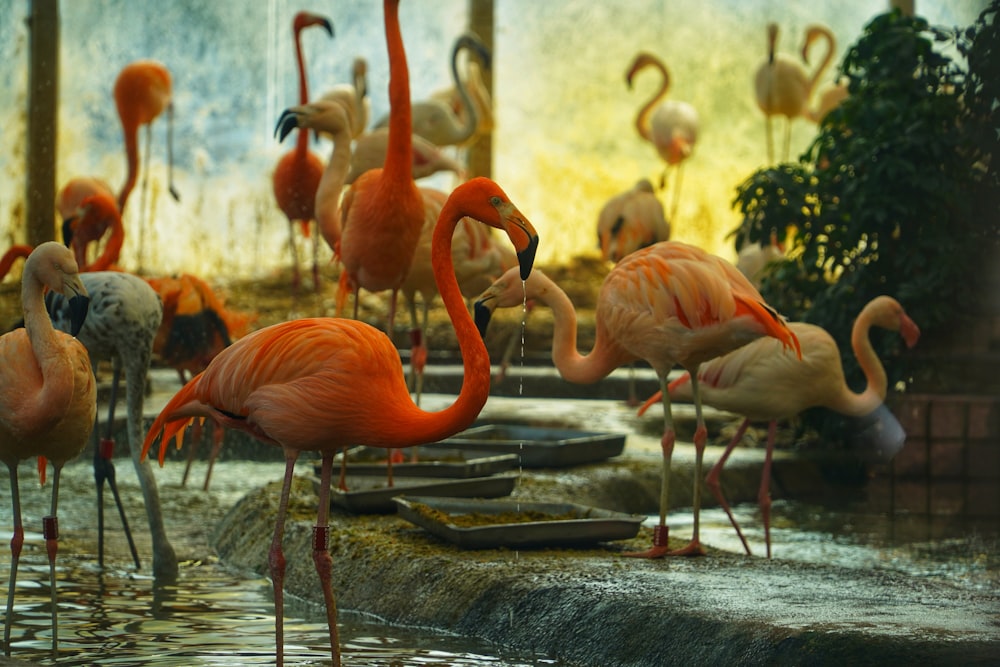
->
xmin=276 ymin=96 xmax=356 ymax=261
xmin=336 ymin=0 xmax=425 ymax=334
xmin=597 ymin=178 xmax=670 ymax=264
xmin=1 ymin=242 xmax=94 ymax=656
xmin=141 ymin=176 xmax=539 ymax=667
xmin=626 ymin=52 xmax=699 ymax=221
xmin=65 ymin=192 xmax=125 ymax=272
xmin=638 ymin=296 xmax=920 ymax=558
xmin=57 ymin=177 xmax=115 ymax=259
xmin=0 ymin=245 xmax=32 ymax=282
xmin=321 ymin=57 xmax=371 ymax=140
xmin=44 ymin=271 xmax=178 ymax=580
xmin=753 ymin=23 xmax=836 ymax=162
xmin=473 ymin=242 xmax=800 ymax=558
xmin=429 ymin=58 xmax=494 ymax=144
xmin=374 ymin=32 xmax=492 ymax=147
xmin=113 ymin=59 xmax=179 ymax=211
xmin=271 ymin=11 xmax=333 ymax=292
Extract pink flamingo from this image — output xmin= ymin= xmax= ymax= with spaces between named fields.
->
xmin=1 ymin=243 xmax=95 ymax=656
xmin=596 ymin=178 xmax=670 ymax=264
xmin=474 ymin=241 xmax=800 ymax=558
xmin=271 ymin=11 xmax=333 ymax=292
xmin=626 ymin=52 xmax=699 ymax=220
xmin=639 ymin=295 xmax=920 ymax=557
xmin=65 ymin=192 xmax=125 ymax=272
xmin=141 ymin=177 xmax=538 ymax=667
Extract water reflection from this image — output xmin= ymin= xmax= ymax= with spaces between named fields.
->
xmin=2 ymin=557 xmax=562 ymax=666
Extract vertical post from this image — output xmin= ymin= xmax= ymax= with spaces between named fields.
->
xmin=467 ymin=0 xmax=493 ymax=180
xmin=26 ymin=0 xmax=60 ymax=246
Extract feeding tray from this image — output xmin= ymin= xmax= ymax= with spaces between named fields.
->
xmin=315 ymin=446 xmax=519 ymax=479
xmin=324 ymin=473 xmax=518 ymax=514
xmin=438 ymin=424 xmax=626 ymax=468
xmin=393 ymin=495 xmax=644 ymax=549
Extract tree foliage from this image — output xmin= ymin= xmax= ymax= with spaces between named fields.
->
xmin=731 ymin=5 xmax=999 ymax=443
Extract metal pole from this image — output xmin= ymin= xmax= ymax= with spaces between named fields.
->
xmin=26 ymin=0 xmax=59 ymax=246
xmin=467 ymin=0 xmax=493 ymax=180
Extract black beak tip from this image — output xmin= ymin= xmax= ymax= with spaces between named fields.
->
xmin=322 ymin=18 xmax=334 ymax=37
xmin=473 ymin=301 xmax=492 ymax=339
xmin=518 ymin=235 xmax=539 ymax=281
xmin=61 ymin=217 xmax=75 ymax=247
xmin=275 ymin=110 xmax=298 ymax=142
xmin=69 ymin=294 xmax=90 ymax=337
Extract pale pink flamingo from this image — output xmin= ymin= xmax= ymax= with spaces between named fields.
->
xmin=638 ymin=296 xmax=920 ymax=558
xmin=754 ymin=23 xmax=836 ymax=162
xmin=429 ymin=58 xmax=494 ymax=144
xmin=346 ymin=127 xmax=465 ymax=185
xmin=801 ymin=25 xmax=845 ymax=123
xmin=597 ymin=178 xmax=670 ymax=263
xmin=1 ymin=243 xmax=95 ymax=656
xmin=626 ymin=52 xmax=699 ymax=221
xmin=336 ymin=0 xmax=426 ymax=335
xmin=474 ymin=242 xmax=800 ymax=558
xmin=272 ymin=11 xmax=333 ymax=292
xmin=320 ymin=57 xmax=371 ymax=140
xmin=141 ymin=176 xmax=538 ymax=667
xmin=375 ymin=33 xmax=492 ymax=147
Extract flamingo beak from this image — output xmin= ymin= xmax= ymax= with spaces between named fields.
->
xmin=61 ymin=216 xmax=76 ymax=247
xmin=275 ymin=108 xmax=301 ymax=142
xmin=899 ymin=313 xmax=921 ymax=349
xmin=517 ymin=234 xmax=539 ymax=281
xmin=68 ymin=294 xmax=90 ymax=337
xmin=473 ymin=295 xmax=497 ymax=339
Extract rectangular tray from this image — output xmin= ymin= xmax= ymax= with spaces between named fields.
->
xmin=315 ymin=446 xmax=519 ymax=479
xmin=438 ymin=424 xmax=626 ymax=468
xmin=394 ymin=495 xmax=644 ymax=549
xmin=324 ymin=473 xmax=518 ymax=514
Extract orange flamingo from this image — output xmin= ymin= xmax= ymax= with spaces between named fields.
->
xmin=65 ymin=193 xmax=125 ymax=272
xmin=272 ymin=11 xmax=333 ymax=292
xmin=474 ymin=241 xmax=800 ymax=558
xmin=1 ymin=243 xmax=94 ymax=656
xmin=753 ymin=23 xmax=836 ymax=162
xmin=142 ymin=176 xmax=538 ymax=667
xmin=336 ymin=0 xmax=425 ymax=333
xmin=626 ymin=52 xmax=699 ymax=221
xmin=276 ymin=96 xmax=356 ymax=260
xmin=596 ymin=178 xmax=670 ymax=263
xmin=638 ymin=296 xmax=920 ymax=558
xmin=57 ymin=177 xmax=115 ymax=252
xmin=114 ymin=59 xmax=179 ymax=210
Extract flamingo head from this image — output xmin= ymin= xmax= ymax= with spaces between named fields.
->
xmin=275 ymin=100 xmax=352 ymax=143
xmin=29 ymin=242 xmax=90 ymax=336
xmin=473 ymin=267 xmax=549 ymax=338
xmin=293 ymin=11 xmax=333 ymax=38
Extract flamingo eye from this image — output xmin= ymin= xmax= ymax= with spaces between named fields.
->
xmin=489 ymin=196 xmax=502 ymax=207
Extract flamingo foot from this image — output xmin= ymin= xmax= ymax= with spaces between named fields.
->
xmin=668 ymin=539 xmax=707 ymax=557
xmin=622 ymin=524 xmax=671 ymax=559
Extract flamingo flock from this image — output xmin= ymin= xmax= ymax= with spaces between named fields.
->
xmin=0 ymin=3 xmax=921 ymax=666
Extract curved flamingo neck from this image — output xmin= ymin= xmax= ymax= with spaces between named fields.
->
xmin=850 ymin=307 xmax=888 ymax=404
xmin=400 ymin=203 xmax=492 ymax=443
xmin=293 ymin=24 xmax=311 ymax=155
xmin=118 ymin=121 xmax=140 ymax=210
xmin=85 ymin=215 xmax=124 ymax=272
xmin=635 ymin=57 xmax=669 ymax=143
xmin=383 ymin=0 xmax=413 ymax=183
xmin=20 ymin=258 xmax=74 ymax=425
xmin=451 ymin=37 xmax=479 ymax=143
xmin=0 ymin=245 xmax=31 ymax=281
xmin=804 ymin=27 xmax=836 ymax=96
xmin=317 ymin=125 xmax=353 ymax=248
xmin=530 ymin=272 xmax=630 ymax=384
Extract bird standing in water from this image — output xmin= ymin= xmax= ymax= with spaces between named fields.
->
xmin=639 ymin=295 xmax=920 ymax=558
xmin=143 ymin=177 xmax=539 ymax=667
xmin=1 ymin=243 xmax=94 ymax=656
xmin=474 ymin=241 xmax=799 ymax=558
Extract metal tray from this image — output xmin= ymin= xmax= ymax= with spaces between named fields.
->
xmin=438 ymin=424 xmax=626 ymax=468
xmin=315 ymin=446 xmax=519 ymax=479
xmin=393 ymin=495 xmax=644 ymax=549
xmin=324 ymin=473 xmax=518 ymax=514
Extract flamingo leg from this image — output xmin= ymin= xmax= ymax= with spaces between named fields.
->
xmin=288 ymin=220 xmax=302 ymax=292
xmin=269 ymin=451 xmax=298 ymax=667
xmin=625 ymin=362 xmax=639 ymax=407
xmin=311 ymin=222 xmax=321 ymax=292
xmin=765 ymin=116 xmax=774 ymax=164
xmin=337 ymin=446 xmax=349 ymax=492
xmin=760 ymin=420 xmax=777 ymax=559
xmin=43 ymin=464 xmax=64 ymax=655
xmin=201 ymin=423 xmax=225 ymax=492
xmin=669 ymin=371 xmax=708 ymax=557
xmin=180 ymin=419 xmax=203 ymax=487
xmin=705 ymin=418 xmax=753 ymax=556
xmin=4 ymin=463 xmax=23 ymax=656
xmin=782 ymin=119 xmax=792 ymax=162
xmin=94 ymin=364 xmax=141 ymax=570
xmin=669 ymin=163 xmax=685 ymax=223
xmin=624 ymin=373 xmax=675 ymax=558
xmin=313 ymin=454 xmax=342 ymax=666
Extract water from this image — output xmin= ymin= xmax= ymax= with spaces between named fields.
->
xmin=0 ymin=460 xmax=567 ymax=667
